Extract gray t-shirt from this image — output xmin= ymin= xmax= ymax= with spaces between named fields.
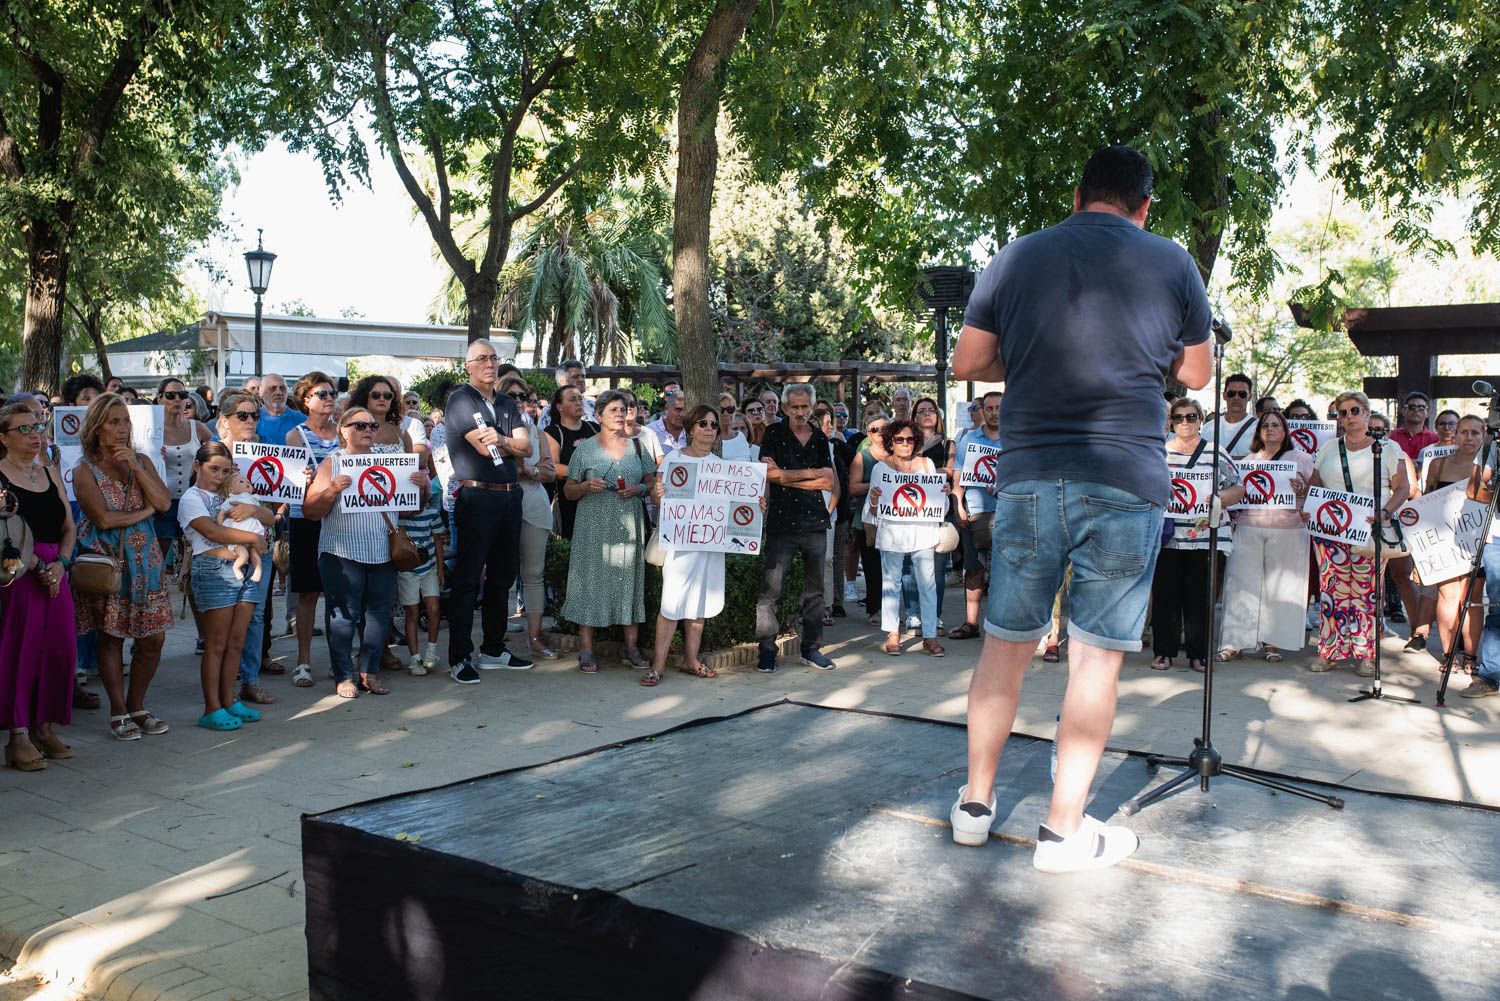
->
xmin=962 ymin=211 xmax=1212 ymax=507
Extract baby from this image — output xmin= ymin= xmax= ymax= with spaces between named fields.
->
xmin=217 ymin=471 xmax=266 ymax=582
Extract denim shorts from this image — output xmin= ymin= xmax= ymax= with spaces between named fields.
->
xmin=985 ymin=479 xmax=1163 ymax=652
xmin=191 ymin=552 xmax=259 ymax=611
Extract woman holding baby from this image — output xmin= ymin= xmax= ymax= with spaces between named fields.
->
xmin=177 ymin=442 xmax=270 ymax=731
xmin=73 ymin=393 xmax=174 ymax=740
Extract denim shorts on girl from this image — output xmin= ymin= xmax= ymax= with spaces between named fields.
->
xmin=191 ymin=552 xmax=259 ymax=611
xmin=985 ymin=479 xmax=1163 ymax=652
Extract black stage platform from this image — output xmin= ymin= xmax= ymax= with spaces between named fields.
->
xmin=303 ymin=702 xmax=1500 ymax=1001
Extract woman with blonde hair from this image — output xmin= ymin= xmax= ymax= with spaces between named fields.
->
xmin=72 ymin=393 xmax=174 ymax=739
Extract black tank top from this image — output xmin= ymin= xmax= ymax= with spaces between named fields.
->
xmin=5 ymin=474 xmax=65 ymax=543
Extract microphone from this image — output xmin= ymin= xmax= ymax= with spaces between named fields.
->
xmin=1212 ymin=318 xmax=1233 ymax=344
xmin=1474 ymin=381 xmax=1496 ymax=396
xmin=473 ymin=413 xmax=504 ymax=466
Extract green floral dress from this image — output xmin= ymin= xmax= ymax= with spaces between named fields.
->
xmin=561 ymin=436 xmax=650 ymax=627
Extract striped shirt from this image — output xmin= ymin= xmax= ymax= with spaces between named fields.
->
xmin=397 ymin=493 xmax=444 ymax=576
xmin=318 ymin=449 xmax=392 ymax=565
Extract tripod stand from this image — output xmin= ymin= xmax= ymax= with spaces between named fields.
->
xmin=1434 ymin=390 xmax=1500 ymax=707
xmin=1122 ymin=321 xmax=1344 ymax=816
xmin=1349 ymin=430 xmax=1419 ymax=705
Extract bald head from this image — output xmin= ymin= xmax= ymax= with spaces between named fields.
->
xmin=260 ymin=373 xmax=288 ymax=414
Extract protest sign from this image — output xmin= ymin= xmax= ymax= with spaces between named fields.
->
xmin=1229 ymin=460 xmax=1298 ymax=511
xmin=58 ymin=447 xmax=83 ymax=502
xmin=431 ymin=443 xmax=456 ymax=499
xmin=1394 ymin=482 xmax=1488 ymax=585
xmin=1287 ymin=420 xmax=1336 ymax=456
xmin=1166 ymin=466 xmax=1214 ymax=519
xmin=958 ymin=439 xmax=1003 ymax=488
xmin=232 ymin=441 xmax=309 ymax=503
xmin=334 ymin=453 xmax=422 ymax=514
xmin=869 ymin=468 xmax=948 ymax=523
xmin=1419 ymin=445 xmax=1459 ymax=487
xmin=656 ymin=456 xmax=766 ymax=554
xmin=52 ymin=407 xmax=85 ymax=448
xmin=128 ymin=406 xmax=167 ymax=480
xmin=1305 ymin=485 xmax=1374 ymax=548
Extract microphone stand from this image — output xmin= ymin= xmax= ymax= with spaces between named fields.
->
xmin=1349 ymin=430 xmax=1419 ymax=704
xmin=1123 ymin=319 xmax=1344 ymax=816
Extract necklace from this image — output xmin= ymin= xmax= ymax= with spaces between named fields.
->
xmin=0 ymin=458 xmax=43 ymax=488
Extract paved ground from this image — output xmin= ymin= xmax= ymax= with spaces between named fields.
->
xmin=3 ymin=582 xmax=1498 ymax=1001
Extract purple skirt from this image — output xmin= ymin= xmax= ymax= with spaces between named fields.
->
xmin=0 ymin=542 xmax=76 ymax=729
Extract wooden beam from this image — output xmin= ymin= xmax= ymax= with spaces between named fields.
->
xmin=1362 ymin=376 xmax=1500 ymax=400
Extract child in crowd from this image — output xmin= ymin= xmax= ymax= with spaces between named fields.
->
xmin=399 ymin=480 xmax=446 ymax=674
xmin=217 ymin=470 xmax=266 ymax=582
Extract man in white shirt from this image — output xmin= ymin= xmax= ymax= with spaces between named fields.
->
xmin=1204 ymin=371 xmax=1257 ymax=458
xmin=647 ymin=389 xmax=688 ymax=454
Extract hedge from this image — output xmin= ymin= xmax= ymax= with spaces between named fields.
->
xmin=545 ymin=537 xmax=805 ymax=652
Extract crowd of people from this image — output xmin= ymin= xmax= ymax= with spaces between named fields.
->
xmin=1 ymin=345 xmax=1496 ymax=772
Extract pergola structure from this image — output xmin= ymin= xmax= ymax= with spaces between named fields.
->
xmin=584 ymin=361 xmax=949 ymax=407
xmin=1292 ymin=302 xmax=1500 ymax=404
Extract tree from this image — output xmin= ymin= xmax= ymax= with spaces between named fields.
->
xmin=275 ymin=0 xmax=675 ymax=344
xmin=0 ymin=0 xmax=263 ymax=392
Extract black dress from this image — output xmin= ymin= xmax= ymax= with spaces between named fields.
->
xmin=544 ymin=420 xmax=598 ymax=540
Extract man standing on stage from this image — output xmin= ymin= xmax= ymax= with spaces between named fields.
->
xmin=443 ymin=338 xmax=534 ymax=684
xmin=950 ymin=145 xmax=1211 ymax=872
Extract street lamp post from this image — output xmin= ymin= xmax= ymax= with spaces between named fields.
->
xmin=243 ymin=229 xmax=277 ymax=382
xmin=917 ymin=265 xmax=976 ymax=420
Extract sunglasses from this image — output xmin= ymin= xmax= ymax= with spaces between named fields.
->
xmin=1170 ymin=413 xmax=1202 ymax=424
xmin=506 ymin=391 xmax=528 ymax=401
xmin=891 ymin=435 xmax=916 ymax=443
xmin=4 ymin=422 xmax=45 ymax=435
xmin=1225 ymin=389 xmax=1250 ymax=399
xmin=1337 ymin=406 xmax=1364 ymax=418
xmin=1404 ymin=402 xmax=1428 ymax=411
xmin=695 ymin=419 xmax=719 ymax=430
xmin=159 ymin=391 xmax=188 ymax=400
xmin=343 ymin=421 xmax=380 ymax=432
xmin=368 ymin=391 xmax=393 ymax=401
xmin=228 ymin=410 xmax=258 ymax=422
xmin=309 ymin=389 xmax=336 ymax=400
xmin=745 ymin=407 xmax=764 ymax=415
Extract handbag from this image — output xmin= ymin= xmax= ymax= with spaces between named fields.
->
xmin=382 ymin=513 xmax=425 ymax=573
xmin=72 ymin=551 xmax=122 ymax=595
xmin=272 ymin=525 xmax=292 ymax=576
xmin=0 ymin=472 xmax=36 ymax=587
xmin=935 ymin=522 xmax=960 ymax=554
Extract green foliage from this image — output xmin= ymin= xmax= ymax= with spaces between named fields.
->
xmin=408 ymin=363 xmax=466 ymax=408
xmin=545 ymin=536 xmax=804 ymax=651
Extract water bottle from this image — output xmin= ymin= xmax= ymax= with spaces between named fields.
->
xmin=1050 ymin=714 xmax=1060 ymax=781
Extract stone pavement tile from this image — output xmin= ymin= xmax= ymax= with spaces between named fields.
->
xmin=128 ymin=966 xmax=219 ymax=1001
xmin=182 ymin=876 xmax=303 ymax=937
xmin=1 ymin=905 xmax=67 ymax=961
xmin=0 ymin=848 xmax=101 ymax=896
xmin=185 ymin=924 xmax=306 ymax=999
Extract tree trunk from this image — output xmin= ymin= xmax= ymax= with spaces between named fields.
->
xmin=86 ymin=304 xmax=112 ymax=381
xmin=1183 ymin=105 xmax=1229 ymax=286
xmin=20 ymin=219 xmax=71 ymax=395
xmin=673 ymin=0 xmax=759 ymax=411
xmin=545 ymin=307 xmax=566 ymax=368
xmin=465 ymin=273 xmax=499 ymax=344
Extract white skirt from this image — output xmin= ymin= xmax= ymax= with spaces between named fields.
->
xmin=1220 ymin=525 xmax=1309 ymax=652
xmin=659 ymin=548 xmax=725 ymax=621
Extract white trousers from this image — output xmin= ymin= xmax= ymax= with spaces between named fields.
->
xmin=1220 ymin=525 xmax=1309 ymax=652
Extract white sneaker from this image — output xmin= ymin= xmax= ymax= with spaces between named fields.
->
xmin=949 ymin=785 xmax=997 ymax=846
xmin=407 ymin=654 xmax=428 ymax=677
xmin=421 ymin=647 xmax=439 ymax=671
xmin=843 ymin=582 xmax=859 ymax=604
xmin=1032 ymin=815 xmax=1139 ymax=873
xmin=477 ymin=649 xmax=534 ymax=670
xmin=1305 ymin=604 xmax=1321 ymax=632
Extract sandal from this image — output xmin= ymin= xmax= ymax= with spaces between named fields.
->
xmin=622 ymin=646 xmax=647 ymax=669
xmin=335 ymin=679 xmax=360 ymax=699
xmin=1042 ymin=644 xmax=1060 ymax=663
xmin=678 ymin=661 xmax=718 ymax=679
xmin=1216 ymin=648 xmax=1242 ymax=662
xmin=1150 ymin=656 xmax=1171 ymax=671
xmin=197 ymin=709 xmax=242 ymax=732
xmin=883 ymin=638 xmax=902 ymax=656
xmin=127 ymin=710 xmax=169 ymax=735
xmin=923 ymin=639 xmax=946 ymax=657
xmin=30 ymin=730 xmax=72 ymax=759
xmin=1264 ymin=648 xmax=1284 ymax=663
xmin=239 ymin=683 xmax=277 ymax=706
xmin=263 ymin=661 xmax=286 ymax=675
xmin=109 ymin=715 xmax=142 ymax=741
xmin=528 ymin=637 xmax=560 ymax=660
xmin=578 ymin=651 xmax=599 ymax=674
xmin=73 ymin=683 xmax=100 ymax=710
xmin=948 ymin=622 xmax=981 ymax=640
xmin=639 ymin=669 xmax=661 ymax=687
xmin=1190 ymin=659 xmax=1207 ymax=673
xmin=291 ymin=664 xmax=314 ymax=687
xmin=358 ymin=673 xmax=390 ymax=695
xmin=4 ymin=739 xmax=46 ymax=772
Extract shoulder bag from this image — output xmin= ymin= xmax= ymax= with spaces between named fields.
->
xmin=72 ymin=462 xmax=128 ymax=595
xmin=0 ymin=470 xmax=36 ymax=588
xmin=382 ymin=512 xmax=425 ymax=572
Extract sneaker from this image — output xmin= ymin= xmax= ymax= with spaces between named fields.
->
xmin=843 ymin=582 xmax=859 ymax=604
xmin=1389 ymin=607 xmax=1407 ymax=624
xmin=421 ymin=647 xmax=440 ymax=671
xmin=907 ymin=615 xmax=922 ymax=630
xmin=1305 ymin=605 xmax=1321 ymax=632
xmin=1460 ymin=680 xmax=1500 ymax=698
xmin=800 ymin=646 xmax=835 ymax=670
xmin=194 ymin=638 xmax=205 ymax=655
xmin=408 ymin=654 xmax=428 ymax=677
xmin=1404 ymin=632 xmax=1427 ymax=652
xmin=1033 ymin=816 xmax=1140 ymax=873
xmin=950 ymin=785 xmax=997 ymax=846
xmin=450 ymin=659 xmax=481 ymax=685
xmin=756 ymin=650 xmax=778 ymax=673
xmin=1310 ymin=658 xmax=1334 ymax=673
xmin=1356 ymin=660 xmax=1377 ymax=678
xmin=477 ymin=650 xmax=534 ymax=671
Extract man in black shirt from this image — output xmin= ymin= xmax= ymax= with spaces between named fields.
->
xmin=756 ymin=385 xmax=837 ymax=672
xmin=442 ymin=338 xmax=534 ymax=683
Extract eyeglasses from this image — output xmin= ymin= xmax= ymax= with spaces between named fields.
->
xmin=1225 ymin=389 xmax=1250 ymax=399
xmin=891 ymin=435 xmax=916 ymax=443
xmin=466 ymin=354 xmax=499 ymax=365
xmin=343 ymin=421 xmax=379 ymax=432
xmin=745 ymin=407 xmax=764 ymax=415
xmin=4 ymin=422 xmax=45 ymax=435
xmin=1437 ymin=420 xmax=1459 ymax=428
xmin=228 ymin=410 xmax=258 ymax=422
xmin=721 ymin=405 xmax=737 ymax=413
xmin=309 ymin=390 xmax=336 ymax=400
xmin=1170 ymin=413 xmax=1202 ymax=424
xmin=159 ymin=391 xmax=188 ymax=401
xmin=1404 ymin=402 xmax=1428 ymax=411
xmin=1337 ymin=406 xmax=1364 ymax=418
xmin=695 ymin=419 xmax=719 ymax=430
xmin=368 ymin=391 xmax=393 ymax=401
